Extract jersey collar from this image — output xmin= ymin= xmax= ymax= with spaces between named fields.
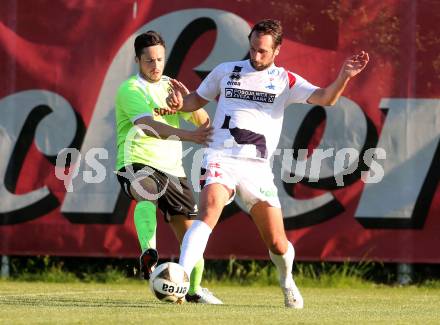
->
xmin=136 ymin=73 xmax=150 ymax=88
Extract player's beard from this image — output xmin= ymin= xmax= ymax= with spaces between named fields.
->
xmin=250 ymin=59 xmax=274 ymax=71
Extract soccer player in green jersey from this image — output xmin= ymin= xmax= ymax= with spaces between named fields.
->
xmin=115 ymin=31 xmax=221 ymax=304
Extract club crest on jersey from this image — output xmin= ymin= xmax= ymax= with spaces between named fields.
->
xmin=227 ymin=65 xmax=242 ymax=86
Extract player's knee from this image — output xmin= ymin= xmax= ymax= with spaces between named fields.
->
xmin=204 ymin=195 xmax=225 ymax=210
xmin=202 ymin=190 xmax=229 ymax=212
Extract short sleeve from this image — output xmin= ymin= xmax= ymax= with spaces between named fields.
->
xmin=286 ymin=71 xmax=319 ymax=105
xmin=117 ymin=83 xmax=154 ymax=123
xmin=196 ymin=63 xmax=225 ymax=101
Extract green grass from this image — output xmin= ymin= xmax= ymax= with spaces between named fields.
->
xmin=1 ymin=281 xmax=439 ymax=324
xmin=8 ymin=256 xmax=440 ymax=287
xmin=203 ymin=260 xmax=395 ymax=288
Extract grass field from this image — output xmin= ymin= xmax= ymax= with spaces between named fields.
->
xmin=1 ymin=281 xmax=439 ymax=324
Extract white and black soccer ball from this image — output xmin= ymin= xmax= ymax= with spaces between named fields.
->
xmin=149 ymin=262 xmax=190 ymax=303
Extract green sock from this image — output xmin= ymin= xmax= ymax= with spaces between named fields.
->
xmin=188 ymin=258 xmax=204 ymax=295
xmin=133 ymin=201 xmax=157 ymax=252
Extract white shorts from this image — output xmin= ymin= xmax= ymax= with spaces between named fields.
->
xmin=200 ymin=151 xmax=281 ymax=211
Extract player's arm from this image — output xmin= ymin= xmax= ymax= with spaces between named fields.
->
xmin=167 ymin=65 xmax=222 ymax=112
xmin=168 ymin=79 xmax=211 ymax=125
xmin=307 ymin=51 xmax=369 ymax=106
xmin=182 ymin=92 xmax=209 ymax=113
xmin=134 ymin=116 xmax=212 ymax=145
xmin=167 ymin=89 xmax=209 ymax=113
xmin=121 ymin=83 xmax=212 ymax=145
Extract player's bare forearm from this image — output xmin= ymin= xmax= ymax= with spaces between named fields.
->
xmin=166 ymin=90 xmax=208 ymax=112
xmin=180 ymin=92 xmax=209 ymax=112
xmin=307 ymin=51 xmax=369 ymax=107
xmin=134 ymin=117 xmax=190 ymax=141
xmin=135 ymin=116 xmax=212 ymax=145
xmin=307 ymin=75 xmax=350 ymax=106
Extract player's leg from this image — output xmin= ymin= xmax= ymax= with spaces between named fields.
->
xmin=169 ymin=215 xmax=202 ymax=294
xmin=179 ymin=183 xmax=232 ymax=278
xmin=169 ymin=215 xmax=222 ymax=304
xmin=249 ymin=202 xmax=303 ymax=308
xmin=128 ymin=167 xmax=162 ymax=280
xmin=133 ymin=200 xmax=157 ymax=252
xmin=162 ymin=174 xmax=223 ymax=304
xmin=249 ymin=201 xmax=288 ymax=254
xmin=239 ymin=160 xmax=303 ymax=308
xmin=134 ymin=201 xmax=158 ymax=280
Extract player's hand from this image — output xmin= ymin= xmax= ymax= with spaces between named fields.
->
xmin=166 ymin=89 xmax=183 ymax=110
xmin=340 ymin=51 xmax=369 ymax=79
xmin=186 ymin=119 xmax=213 ymax=146
xmin=169 ymin=79 xmax=190 ymax=96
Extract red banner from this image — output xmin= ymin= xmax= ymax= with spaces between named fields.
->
xmin=1 ymin=0 xmax=440 ymax=262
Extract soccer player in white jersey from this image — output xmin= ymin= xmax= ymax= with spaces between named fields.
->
xmin=167 ymin=19 xmax=369 ymax=308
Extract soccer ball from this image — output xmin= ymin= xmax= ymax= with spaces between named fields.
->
xmin=149 ymin=262 xmax=190 ymax=303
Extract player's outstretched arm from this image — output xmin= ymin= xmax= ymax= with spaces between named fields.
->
xmin=167 ymin=79 xmax=209 ymax=112
xmin=134 ymin=116 xmax=212 ymax=146
xmin=307 ymin=51 xmax=369 ymax=106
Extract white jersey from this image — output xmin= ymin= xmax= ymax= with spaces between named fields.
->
xmin=197 ymin=59 xmax=318 ymax=160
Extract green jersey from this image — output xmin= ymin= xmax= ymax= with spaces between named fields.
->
xmin=115 ymin=74 xmax=192 ymax=176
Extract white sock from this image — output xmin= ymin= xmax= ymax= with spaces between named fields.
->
xmin=269 ymin=241 xmax=295 ymax=288
xmin=179 ymin=220 xmax=212 ymax=277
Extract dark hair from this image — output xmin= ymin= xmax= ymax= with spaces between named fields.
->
xmin=248 ymin=19 xmax=283 ymax=48
xmin=134 ymin=31 xmax=165 ymax=58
